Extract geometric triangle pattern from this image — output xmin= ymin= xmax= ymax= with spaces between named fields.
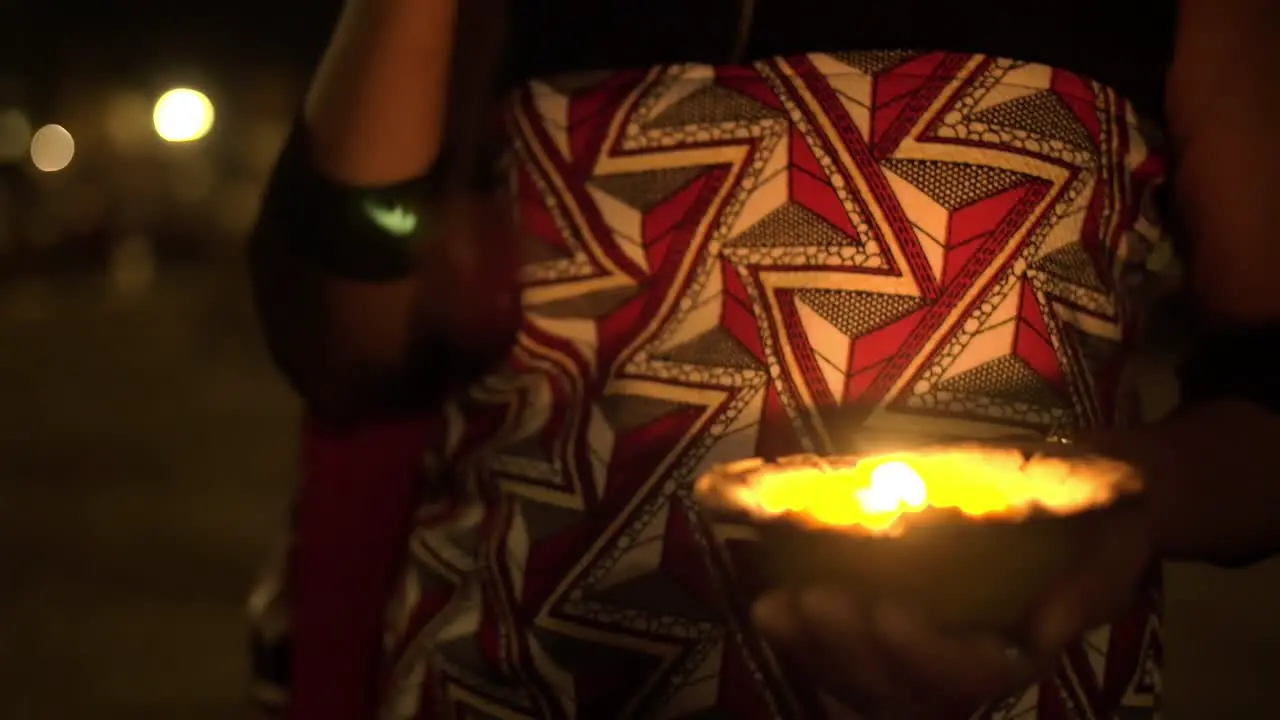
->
xmin=828 ymin=49 xmax=924 ymax=75
xmin=938 ymin=354 xmax=1066 ymax=408
xmin=882 ymin=158 xmax=1035 ymax=211
xmin=382 ymin=52 xmax=1170 ymax=720
xmin=1035 ymin=242 xmax=1109 ymax=292
xmin=970 ymin=91 xmax=1097 ymax=151
xmin=795 ymin=288 xmax=923 ymax=338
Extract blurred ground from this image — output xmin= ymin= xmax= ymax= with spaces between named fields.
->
xmin=0 ymin=266 xmax=1277 ymax=718
xmin=0 ymin=265 xmax=295 ymax=719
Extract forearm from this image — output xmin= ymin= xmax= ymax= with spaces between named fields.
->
xmin=1168 ymin=0 xmax=1280 ymax=321
xmin=1119 ymin=0 xmax=1280 ymax=565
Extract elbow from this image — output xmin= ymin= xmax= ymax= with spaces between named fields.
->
xmin=286 ymin=352 xmax=452 ymax=427
xmin=246 ymin=129 xmax=429 ymax=421
xmin=255 ymin=307 xmax=423 ymax=425
xmin=245 ymin=218 xmax=369 ymax=422
xmin=287 ymin=366 xmax=415 ymax=428
xmin=245 ymin=147 xmax=513 ymax=421
xmin=248 ymin=228 xmax=438 ymax=423
xmin=283 ymin=328 xmax=505 ymax=426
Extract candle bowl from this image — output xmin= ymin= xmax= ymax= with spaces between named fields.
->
xmin=696 ymin=443 xmax=1144 ymax=638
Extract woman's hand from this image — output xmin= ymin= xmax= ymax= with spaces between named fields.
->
xmin=750 ymin=500 xmax=1154 ymax=717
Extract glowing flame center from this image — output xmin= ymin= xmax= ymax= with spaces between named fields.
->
xmin=720 ymin=447 xmax=1141 ymax=535
xmin=858 ymin=461 xmax=927 ymax=513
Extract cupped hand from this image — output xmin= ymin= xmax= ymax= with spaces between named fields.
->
xmin=750 ymin=500 xmax=1154 ymax=718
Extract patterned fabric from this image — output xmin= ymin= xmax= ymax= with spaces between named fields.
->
xmin=382 ymin=52 xmax=1168 ymax=719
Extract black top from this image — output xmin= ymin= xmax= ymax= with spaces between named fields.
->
xmin=503 ymin=0 xmax=1177 ymax=120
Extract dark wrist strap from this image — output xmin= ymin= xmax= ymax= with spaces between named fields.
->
xmin=261 ymin=123 xmax=438 ymax=282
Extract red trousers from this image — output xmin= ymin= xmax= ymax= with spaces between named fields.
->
xmin=287 ymin=416 xmax=434 ymax=720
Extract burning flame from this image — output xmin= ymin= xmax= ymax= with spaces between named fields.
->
xmin=721 ymin=447 xmax=1140 ymax=535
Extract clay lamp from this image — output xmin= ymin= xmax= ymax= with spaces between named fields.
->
xmin=694 ymin=443 xmax=1144 ymax=638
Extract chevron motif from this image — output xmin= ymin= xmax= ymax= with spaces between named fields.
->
xmin=381 ymin=52 xmax=1167 ymax=720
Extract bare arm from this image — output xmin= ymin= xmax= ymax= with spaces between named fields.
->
xmin=303 ymin=0 xmax=455 ymax=387
xmin=306 ymin=0 xmax=456 ymax=184
xmin=1107 ymin=0 xmax=1280 ymax=563
xmin=249 ymin=0 xmax=511 ymax=420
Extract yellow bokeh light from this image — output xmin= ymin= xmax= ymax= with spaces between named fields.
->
xmin=29 ymin=124 xmax=75 ymax=172
xmin=153 ymin=88 xmax=215 ymax=143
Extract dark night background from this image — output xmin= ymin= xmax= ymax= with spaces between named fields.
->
xmin=0 ymin=4 xmax=339 ymax=718
xmin=0 ymin=3 xmax=1278 ymax=718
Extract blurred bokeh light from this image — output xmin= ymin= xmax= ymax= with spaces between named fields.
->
xmin=153 ymin=87 xmax=215 ymax=142
xmin=0 ymin=108 xmax=31 ymax=163
xmin=29 ymin=123 xmax=74 ymax=172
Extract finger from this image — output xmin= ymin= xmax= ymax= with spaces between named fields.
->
xmin=792 ymin=587 xmax=908 ymax=703
xmin=751 ymin=589 xmax=803 ymax=647
xmin=752 ymin=587 xmax=908 ymax=712
xmin=871 ymin=603 xmax=1037 ymax=706
xmin=1030 ymin=507 xmax=1151 ymax=654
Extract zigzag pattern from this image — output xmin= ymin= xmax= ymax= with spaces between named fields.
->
xmin=382 ymin=53 xmax=1167 ymax=720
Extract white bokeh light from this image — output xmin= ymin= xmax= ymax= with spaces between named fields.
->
xmin=29 ymin=124 xmax=75 ymax=172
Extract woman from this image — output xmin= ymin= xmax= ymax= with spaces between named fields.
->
xmin=250 ymin=0 xmax=1280 ymax=717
